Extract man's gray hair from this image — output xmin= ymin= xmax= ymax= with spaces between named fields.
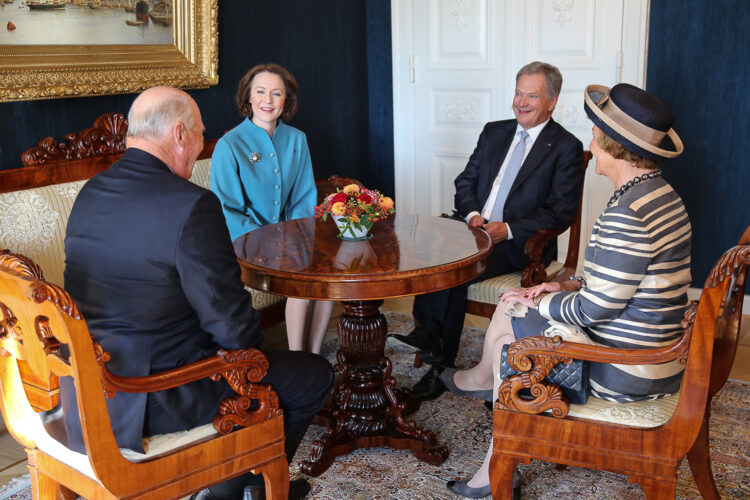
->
xmin=127 ymin=92 xmax=195 ymax=140
xmin=516 ymin=61 xmax=563 ymax=98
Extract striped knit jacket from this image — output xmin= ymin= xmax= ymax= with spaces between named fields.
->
xmin=538 ymin=177 xmax=692 ymax=402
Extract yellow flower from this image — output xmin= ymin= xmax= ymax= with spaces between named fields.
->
xmin=349 ymin=214 xmax=360 ymax=223
xmin=331 ymin=202 xmax=347 ymax=216
xmin=343 ymin=184 xmax=360 ymax=195
xmin=378 ymin=196 xmax=394 ymax=211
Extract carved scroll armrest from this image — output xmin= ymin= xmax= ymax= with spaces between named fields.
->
xmin=521 ymin=228 xmax=567 ymax=287
xmin=496 ymin=307 xmax=694 ymax=418
xmin=95 ymin=346 xmax=281 ymax=434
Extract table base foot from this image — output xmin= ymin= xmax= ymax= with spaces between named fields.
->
xmin=300 ymin=425 xmax=449 ymax=477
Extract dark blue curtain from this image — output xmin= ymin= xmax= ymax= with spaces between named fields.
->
xmin=647 ymin=0 xmax=750 ymax=285
xmin=0 ymin=0 xmax=394 ymax=195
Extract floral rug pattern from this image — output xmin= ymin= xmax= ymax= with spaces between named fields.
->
xmin=2 ymin=310 xmax=748 ymax=499
xmin=289 ymin=310 xmax=750 ymax=499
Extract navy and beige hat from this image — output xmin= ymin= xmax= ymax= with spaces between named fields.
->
xmin=584 ymin=83 xmax=683 ymax=161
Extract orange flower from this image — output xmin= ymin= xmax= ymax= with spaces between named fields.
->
xmin=330 ymin=202 xmax=347 ymax=216
xmin=378 ymin=196 xmax=394 ymax=211
xmin=349 ymin=214 xmax=360 ymax=223
xmin=343 ymin=184 xmax=360 ymax=195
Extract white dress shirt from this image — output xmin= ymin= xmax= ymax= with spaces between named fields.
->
xmin=466 ymin=119 xmax=550 ymax=240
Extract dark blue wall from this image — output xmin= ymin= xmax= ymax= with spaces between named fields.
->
xmin=647 ymin=0 xmax=750 ymax=286
xmin=0 ymin=0 xmax=394 ymax=194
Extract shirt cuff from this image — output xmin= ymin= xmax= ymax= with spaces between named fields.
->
xmin=506 ymin=223 xmax=513 ymax=240
xmin=466 ymin=211 xmax=482 ymax=223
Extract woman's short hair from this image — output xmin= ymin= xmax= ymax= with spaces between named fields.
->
xmin=235 ymin=63 xmax=299 ymax=122
xmin=596 ymin=127 xmax=662 ymax=170
xmin=516 ymin=61 xmax=562 ymax=98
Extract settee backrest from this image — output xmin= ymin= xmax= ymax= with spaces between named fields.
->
xmin=0 ymin=159 xmax=214 ymax=287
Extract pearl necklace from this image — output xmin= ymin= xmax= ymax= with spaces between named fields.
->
xmin=608 ymin=169 xmax=662 ymax=206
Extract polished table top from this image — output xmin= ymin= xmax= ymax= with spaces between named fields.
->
xmin=233 ymin=214 xmax=493 ymax=301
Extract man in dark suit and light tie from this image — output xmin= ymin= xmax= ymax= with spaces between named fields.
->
xmin=389 ymin=62 xmax=584 ymax=401
xmin=62 ymin=86 xmax=332 ymax=500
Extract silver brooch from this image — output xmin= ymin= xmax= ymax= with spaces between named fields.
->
xmin=248 ymin=152 xmax=262 ymax=164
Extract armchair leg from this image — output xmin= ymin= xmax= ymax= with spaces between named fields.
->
xmin=687 ymin=416 xmax=720 ymax=500
xmin=488 ymin=453 xmax=522 ymax=500
xmin=639 ymin=476 xmax=676 ymax=500
xmin=29 ymin=469 xmax=59 ymax=500
xmin=260 ymin=457 xmax=290 ymax=500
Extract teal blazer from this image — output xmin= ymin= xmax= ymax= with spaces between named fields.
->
xmin=211 ymin=118 xmax=317 ymax=241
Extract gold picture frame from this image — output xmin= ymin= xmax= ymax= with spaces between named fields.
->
xmin=0 ymin=0 xmax=217 ymax=102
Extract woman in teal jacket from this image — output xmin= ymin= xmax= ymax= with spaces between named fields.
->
xmin=211 ymin=63 xmax=333 ymax=353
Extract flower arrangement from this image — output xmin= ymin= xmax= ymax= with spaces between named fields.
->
xmin=314 ymin=184 xmax=395 ymax=240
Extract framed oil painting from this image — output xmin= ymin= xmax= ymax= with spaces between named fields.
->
xmin=0 ymin=0 xmax=217 ymax=102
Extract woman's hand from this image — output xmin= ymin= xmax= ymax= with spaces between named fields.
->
xmin=499 ymin=280 xmax=579 ymax=308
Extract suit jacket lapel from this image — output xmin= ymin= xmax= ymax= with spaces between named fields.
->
xmin=509 ymin=119 xmax=559 ymax=194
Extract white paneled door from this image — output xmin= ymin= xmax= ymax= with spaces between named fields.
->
xmin=392 ymin=0 xmax=649 ymax=266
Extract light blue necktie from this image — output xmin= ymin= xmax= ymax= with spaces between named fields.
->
xmin=489 ymin=130 xmax=529 ymax=222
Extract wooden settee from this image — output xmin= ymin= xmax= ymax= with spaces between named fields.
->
xmin=0 ymin=113 xmax=357 ymax=330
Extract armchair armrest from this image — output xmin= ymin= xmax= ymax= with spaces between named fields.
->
xmin=94 ymin=345 xmax=281 ymax=434
xmin=496 ymin=302 xmax=695 ymax=417
xmin=520 ymin=228 xmax=569 ymax=287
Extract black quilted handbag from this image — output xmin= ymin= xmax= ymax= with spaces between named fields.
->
xmin=499 ymin=344 xmax=589 ymax=404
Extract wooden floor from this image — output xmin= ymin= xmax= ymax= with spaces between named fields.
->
xmin=1 ymin=297 xmax=748 ymax=490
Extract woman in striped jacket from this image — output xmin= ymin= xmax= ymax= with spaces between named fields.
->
xmin=443 ymin=83 xmax=691 ymax=498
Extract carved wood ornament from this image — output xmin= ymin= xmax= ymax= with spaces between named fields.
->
xmin=21 ymin=113 xmax=128 ymax=167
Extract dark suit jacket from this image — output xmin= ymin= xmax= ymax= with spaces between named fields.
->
xmin=453 ymin=118 xmax=584 ymax=270
xmin=61 ymin=148 xmax=261 ymax=453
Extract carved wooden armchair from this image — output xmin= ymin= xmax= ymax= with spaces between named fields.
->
xmin=489 ymin=225 xmax=750 ymax=499
xmin=465 ymin=151 xmax=593 ymax=318
xmin=0 ymin=251 xmax=289 ymax=500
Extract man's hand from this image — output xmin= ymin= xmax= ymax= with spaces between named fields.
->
xmin=481 ymin=221 xmax=509 ymax=243
xmin=468 ymin=215 xmax=485 ymax=228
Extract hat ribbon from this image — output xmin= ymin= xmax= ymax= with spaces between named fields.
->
xmin=598 ymin=93 xmax=667 ymax=147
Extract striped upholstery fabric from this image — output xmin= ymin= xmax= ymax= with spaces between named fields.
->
xmin=467 ymin=261 xmax=564 ymax=304
xmin=189 ymin=159 xmax=285 ymax=310
xmin=538 ymin=178 xmax=692 ymax=402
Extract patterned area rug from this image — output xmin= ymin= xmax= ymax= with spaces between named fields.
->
xmin=2 ymin=310 xmax=748 ymax=499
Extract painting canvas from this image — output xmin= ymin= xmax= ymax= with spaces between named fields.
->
xmin=1 ymin=1 xmax=173 ymax=45
xmin=0 ymin=0 xmax=217 ymax=102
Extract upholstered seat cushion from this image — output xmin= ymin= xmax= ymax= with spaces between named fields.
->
xmin=33 ymin=413 xmax=218 ymax=480
xmin=467 ymin=261 xmax=564 ymax=305
xmin=559 ymin=392 xmax=680 ymax=428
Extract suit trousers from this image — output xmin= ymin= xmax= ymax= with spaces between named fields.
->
xmin=145 ymin=349 xmax=334 ymax=498
xmin=412 ymin=241 xmax=518 ymax=368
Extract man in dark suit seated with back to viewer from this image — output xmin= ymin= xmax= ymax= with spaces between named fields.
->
xmin=61 ymin=86 xmax=333 ymax=500
xmin=388 ymin=61 xmax=584 ymax=401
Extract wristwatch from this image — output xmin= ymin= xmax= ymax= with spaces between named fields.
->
xmin=569 ymin=275 xmax=587 ymax=288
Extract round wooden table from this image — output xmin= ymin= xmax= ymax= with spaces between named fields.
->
xmin=233 ymin=214 xmax=492 ymax=476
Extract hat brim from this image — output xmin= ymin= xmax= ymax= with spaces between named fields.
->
xmin=584 ymin=84 xmax=683 ymax=161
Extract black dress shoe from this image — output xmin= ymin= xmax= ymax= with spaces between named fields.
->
xmin=189 ymin=489 xmax=222 ymax=500
xmin=243 ymin=478 xmax=311 ymax=500
xmin=387 ymin=326 xmax=443 ymax=362
xmin=410 ymin=367 xmax=447 ymax=401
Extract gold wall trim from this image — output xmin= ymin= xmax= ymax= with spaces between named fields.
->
xmin=0 ymin=0 xmax=218 ymax=102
